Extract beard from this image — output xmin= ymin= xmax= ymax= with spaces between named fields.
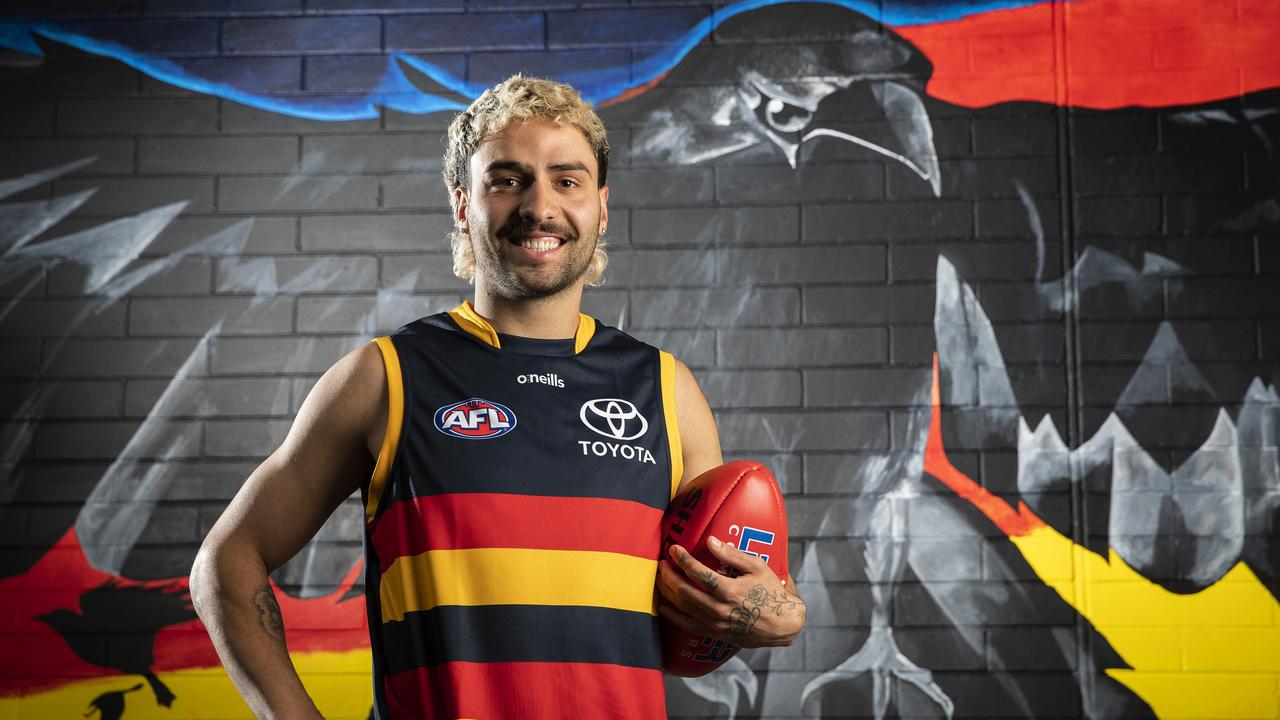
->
xmin=472 ymin=212 xmax=599 ymax=300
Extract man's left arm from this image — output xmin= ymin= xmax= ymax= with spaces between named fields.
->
xmin=657 ymin=359 xmax=807 ymax=648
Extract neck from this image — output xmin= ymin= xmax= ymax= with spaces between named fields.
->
xmin=471 ymin=283 xmax=585 ymax=339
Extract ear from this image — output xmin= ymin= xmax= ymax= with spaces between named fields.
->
xmin=598 ymin=184 xmax=609 ymax=236
xmin=453 ymin=186 xmax=469 ymax=233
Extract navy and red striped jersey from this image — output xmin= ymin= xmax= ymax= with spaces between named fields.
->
xmin=363 ymin=301 xmax=683 ymax=719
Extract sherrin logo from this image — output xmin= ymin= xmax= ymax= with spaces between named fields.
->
xmin=434 ymin=398 xmax=516 ymax=439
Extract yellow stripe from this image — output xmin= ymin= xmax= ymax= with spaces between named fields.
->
xmin=573 ymin=313 xmax=596 ymax=353
xmin=448 ymin=301 xmax=502 ymax=348
xmin=366 ymin=337 xmax=403 ymax=524
xmin=659 ymin=351 xmax=683 ymax=500
xmin=379 ymin=548 xmax=658 ymax=622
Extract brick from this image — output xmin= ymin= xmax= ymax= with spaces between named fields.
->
xmin=890 ymin=156 xmax=1059 ymax=199
xmin=307 ymin=0 xmax=460 ymax=8
xmin=1073 ymin=153 xmax=1244 ymax=195
xmin=0 ymin=300 xmax=125 ymax=337
xmin=205 ymin=419 xmax=292 ymax=457
xmin=61 ymin=19 xmax=219 ymax=56
xmin=375 ymin=293 xmax=463 ymax=334
xmin=387 ymin=13 xmax=543 ymax=52
xmin=1070 ymin=112 xmax=1157 ymax=156
xmin=0 ymin=341 xmax=41 ymax=377
xmin=113 ymin=258 xmax=211 ymax=297
xmin=138 ymin=215 xmax=294 ymax=257
xmin=53 ymin=177 xmax=215 ymax=215
xmin=804 ymin=451 xmax=924 ymax=494
xmin=1264 ymin=322 xmax=1280 ymax=360
xmin=976 ymin=196 xmax=1061 ymax=239
xmin=302 ymin=134 xmax=441 ymax=174
xmin=1078 ymin=320 xmax=1256 ymax=362
xmin=548 ymin=7 xmax=705 ymax=47
xmin=57 ymin=98 xmax=217 ymax=135
xmin=630 ymin=206 xmax=799 ymax=246
xmin=301 ymin=214 xmax=452 ymax=251
xmin=803 ymin=201 xmax=972 ymax=242
xmin=605 ymin=168 xmax=714 ymax=207
xmin=715 ymin=245 xmax=885 ymax=285
xmin=125 ymin=377 xmax=293 ymax=418
xmin=578 ymin=290 xmax=628 ymax=327
xmin=139 ymin=137 xmax=299 ymax=174
xmin=43 ymin=337 xmax=206 ymax=378
xmin=1167 ymin=277 xmax=1280 ymax=318
xmin=129 ymin=297 xmax=293 ymax=336
xmin=0 ymin=101 xmax=54 ymax=135
xmin=1073 ymin=195 xmax=1160 ymax=236
xmin=716 ymin=410 xmax=888 ymax=452
xmin=223 ymin=16 xmax=381 ymax=54
xmin=216 ymin=256 xmax=377 ymax=294
xmin=972 ymin=32 xmax=1054 ymax=75
xmin=221 ymin=101 xmax=380 ymax=134
xmin=894 ymin=580 xmax=1075 ymax=626
xmin=715 ymin=162 xmax=883 ymax=203
xmin=469 ymin=50 xmax=631 ymax=92
xmin=805 ymin=367 xmax=932 ymax=407
xmin=210 ymin=335 xmax=360 ymax=374
xmin=7 ymin=56 xmax=139 ymax=98
xmin=895 ymin=242 xmax=1055 ymax=282
xmin=219 ymin=175 xmax=378 ymax=212
xmin=169 ymin=56 xmax=302 ymax=94
xmin=898 ymin=627 xmax=987 ymax=670
xmin=382 ymin=175 xmax=454 ymax=211
xmin=146 ymin=0 xmax=300 ymax=12
xmin=719 ymin=327 xmax=886 ymax=367
xmin=134 ymin=505 xmax=201 ymax=544
xmin=972 ymin=115 xmax=1058 ymax=156
xmin=306 ymin=55 xmax=404 ymax=93
xmin=601 ymin=248 xmax=716 ymax=287
xmin=1164 ymin=193 xmax=1273 ymax=236
xmin=9 ymin=380 xmax=123 ymax=419
xmin=698 ymin=369 xmax=801 ymax=408
xmin=628 ymin=288 xmax=798 ymax=328
xmin=34 ymin=420 xmax=200 ymax=460
xmin=380 ymin=253 xmax=466 ymax=291
xmin=296 ymin=295 xmax=376 ymax=334
xmin=0 ymin=139 xmax=134 ymax=177
xmin=803 ymin=285 xmax=935 ymax=324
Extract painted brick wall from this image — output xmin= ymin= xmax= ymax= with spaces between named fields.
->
xmin=1 ymin=1 xmax=1277 ymax=719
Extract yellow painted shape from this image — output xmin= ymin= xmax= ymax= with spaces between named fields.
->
xmin=1010 ymin=524 xmax=1280 ymax=719
xmin=1 ymin=649 xmax=372 ymax=719
xmin=380 ymin=547 xmax=659 ymax=622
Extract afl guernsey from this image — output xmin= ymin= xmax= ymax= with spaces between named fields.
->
xmin=363 ymin=301 xmax=683 ymax=719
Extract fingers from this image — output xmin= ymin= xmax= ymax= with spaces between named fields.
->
xmin=706 ymin=534 xmax=771 ymax=575
xmin=667 ymin=544 xmax=727 ymax=596
xmin=656 ymin=603 xmax=714 ymax=637
xmin=657 ymin=558 xmax=722 ymax=622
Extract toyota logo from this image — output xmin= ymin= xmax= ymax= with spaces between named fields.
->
xmin=580 ymin=398 xmax=649 ymax=441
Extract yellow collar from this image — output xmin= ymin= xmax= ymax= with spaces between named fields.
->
xmin=447 ymin=301 xmax=596 ymax=354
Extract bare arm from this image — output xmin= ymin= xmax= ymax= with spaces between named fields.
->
xmin=659 ymin=358 xmax=807 ymax=649
xmin=189 ymin=342 xmax=388 ymax=718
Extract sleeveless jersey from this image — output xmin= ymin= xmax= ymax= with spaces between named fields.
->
xmin=362 ymin=302 xmax=683 ymax=719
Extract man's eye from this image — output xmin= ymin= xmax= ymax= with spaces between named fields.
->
xmin=558 ymin=178 xmax=580 ymax=188
xmin=490 ymin=177 xmax=521 ymax=188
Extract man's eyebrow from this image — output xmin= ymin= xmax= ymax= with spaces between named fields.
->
xmin=548 ymin=161 xmax=591 ymax=174
xmin=483 ymin=160 xmax=533 ymax=176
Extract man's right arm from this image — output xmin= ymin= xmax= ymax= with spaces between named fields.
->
xmin=189 ymin=342 xmax=388 ymax=719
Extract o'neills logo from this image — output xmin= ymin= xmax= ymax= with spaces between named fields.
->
xmin=517 ymin=372 xmax=564 ymax=388
xmin=434 ymin=398 xmax=516 ymax=439
xmin=578 ymin=398 xmax=655 ymax=464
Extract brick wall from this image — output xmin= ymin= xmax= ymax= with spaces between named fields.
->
xmin=1 ymin=1 xmax=1277 ymax=718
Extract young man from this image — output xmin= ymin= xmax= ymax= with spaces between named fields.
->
xmin=190 ymin=75 xmax=805 ymax=719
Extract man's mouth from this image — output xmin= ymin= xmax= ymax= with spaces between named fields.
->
xmin=509 ymin=233 xmax=566 ymax=252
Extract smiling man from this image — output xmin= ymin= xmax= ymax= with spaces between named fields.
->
xmin=190 ymin=75 xmax=804 ymax=719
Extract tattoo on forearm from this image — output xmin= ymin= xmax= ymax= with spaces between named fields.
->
xmin=727 ymin=583 xmax=805 ymax=646
xmin=251 ymin=581 xmax=285 ymax=645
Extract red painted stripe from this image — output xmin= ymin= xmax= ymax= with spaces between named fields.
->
xmin=385 ymin=661 xmax=667 ymax=719
xmin=369 ymin=493 xmax=663 ymax=571
xmin=896 ymin=0 xmax=1280 ymax=108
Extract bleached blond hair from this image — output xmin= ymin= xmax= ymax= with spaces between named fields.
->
xmin=443 ymin=75 xmax=610 ymax=286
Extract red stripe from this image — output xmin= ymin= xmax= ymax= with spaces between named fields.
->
xmin=385 ymin=661 xmax=667 ymax=719
xmin=370 ymin=493 xmax=663 ymax=571
xmin=896 ymin=0 xmax=1280 ymax=108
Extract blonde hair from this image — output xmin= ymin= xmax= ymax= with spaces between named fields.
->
xmin=444 ymin=75 xmax=610 ymax=286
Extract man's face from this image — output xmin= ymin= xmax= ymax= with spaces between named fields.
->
xmin=455 ymin=118 xmax=609 ymax=300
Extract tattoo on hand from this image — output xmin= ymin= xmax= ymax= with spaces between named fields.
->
xmin=699 ymin=568 xmax=720 ymax=592
xmin=252 ymin=581 xmax=285 ymax=644
xmin=727 ymin=583 xmax=805 ymax=646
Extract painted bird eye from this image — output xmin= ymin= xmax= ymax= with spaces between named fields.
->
xmin=764 ymin=97 xmax=813 ymax=133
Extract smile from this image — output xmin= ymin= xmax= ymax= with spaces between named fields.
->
xmin=510 ymin=234 xmax=566 ymax=252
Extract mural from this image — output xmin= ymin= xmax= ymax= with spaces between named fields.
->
xmin=1 ymin=0 xmax=1278 ymax=718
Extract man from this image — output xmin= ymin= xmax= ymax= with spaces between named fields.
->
xmin=190 ymin=75 xmax=805 ymax=719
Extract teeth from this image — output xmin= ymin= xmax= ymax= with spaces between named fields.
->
xmin=518 ymin=238 xmax=560 ymax=251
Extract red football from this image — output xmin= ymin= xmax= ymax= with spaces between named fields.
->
xmin=659 ymin=461 xmax=789 ymax=677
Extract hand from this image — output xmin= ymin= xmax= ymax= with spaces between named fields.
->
xmin=656 ymin=535 xmax=806 ymax=648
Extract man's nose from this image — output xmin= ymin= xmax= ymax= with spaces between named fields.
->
xmin=519 ymin=180 xmax=560 ymax=223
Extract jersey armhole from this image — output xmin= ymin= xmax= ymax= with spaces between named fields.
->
xmin=659 ymin=350 xmax=683 ymax=501
xmin=366 ymin=336 xmax=404 ymax=525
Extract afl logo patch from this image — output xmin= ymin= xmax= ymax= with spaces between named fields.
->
xmin=435 ymin=398 xmax=516 ymax=440
xmin=580 ymin=398 xmax=648 ymax=441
